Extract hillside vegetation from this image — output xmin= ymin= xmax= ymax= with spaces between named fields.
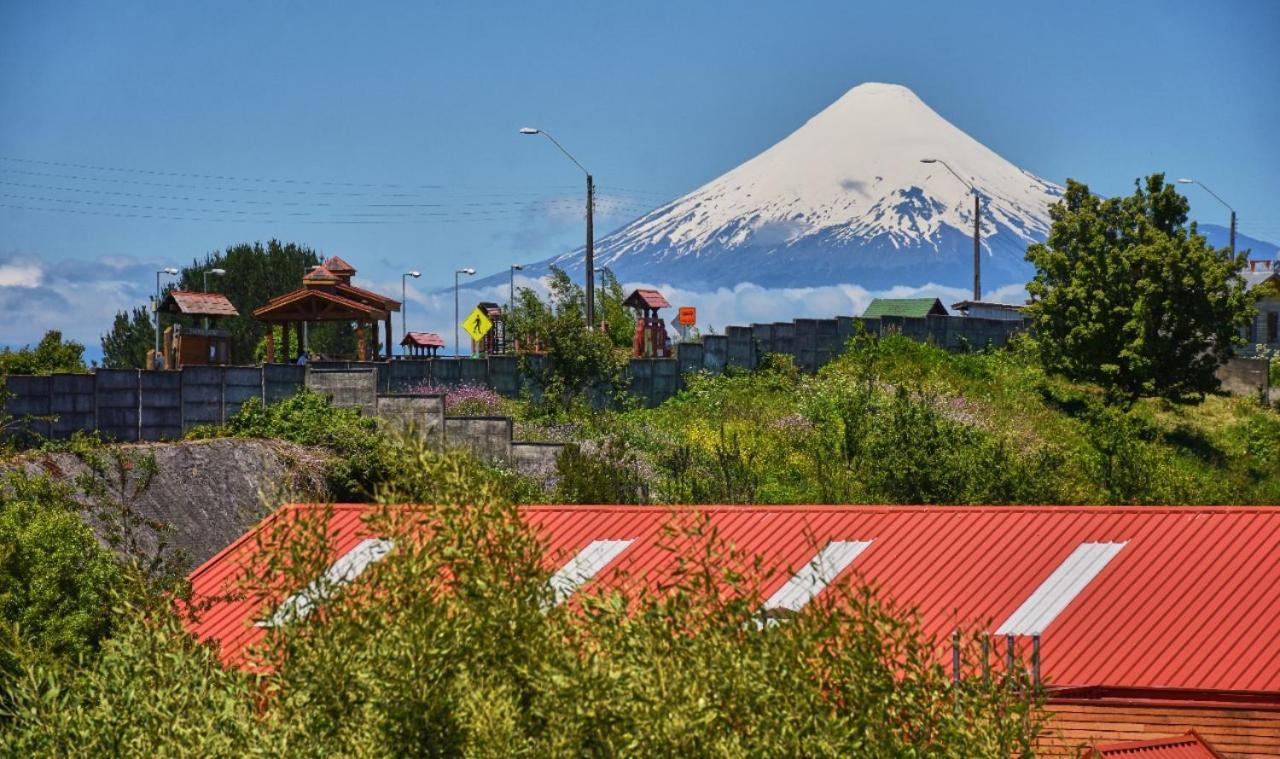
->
xmin=533 ymin=334 xmax=1280 ymax=506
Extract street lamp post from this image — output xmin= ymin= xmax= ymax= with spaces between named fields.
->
xmin=921 ymin=159 xmax=982 ymax=302
xmin=401 ymin=271 xmax=421 ymax=352
xmin=201 ymin=268 xmax=227 ymax=328
xmin=520 ymin=127 xmax=596 ymax=328
xmin=509 ymin=263 xmax=523 ymax=314
xmin=154 ymin=267 xmax=178 ymax=367
xmin=1177 ymin=178 xmax=1236 ymax=255
xmin=455 ymin=267 xmax=475 ymax=357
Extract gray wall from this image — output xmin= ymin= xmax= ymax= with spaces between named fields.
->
xmin=1216 ymin=357 xmax=1271 ymax=398
xmin=443 ymin=416 xmax=513 ymax=463
xmin=306 ymin=369 xmax=378 ymax=416
xmin=375 ymin=394 xmax=445 ymax=449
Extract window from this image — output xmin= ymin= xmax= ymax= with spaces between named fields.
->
xmin=259 ymin=538 xmax=394 ymax=627
xmin=763 ymin=540 xmax=873 ymax=614
xmin=1268 ymin=311 xmax=1278 ymax=344
xmin=548 ymin=539 xmax=635 ymax=606
xmin=996 ymin=542 xmax=1126 ymax=636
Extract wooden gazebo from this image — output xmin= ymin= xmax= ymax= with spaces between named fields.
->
xmin=401 ymin=331 xmax=445 ymax=358
xmin=156 ymin=290 xmax=240 ymax=368
xmin=253 ymin=256 xmax=400 ymax=362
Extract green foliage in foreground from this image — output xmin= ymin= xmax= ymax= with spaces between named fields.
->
xmin=0 ymin=438 xmax=1042 ymax=756
xmin=548 ymin=333 xmax=1280 ymax=505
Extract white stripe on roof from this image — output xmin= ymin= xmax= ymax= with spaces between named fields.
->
xmin=763 ymin=540 xmax=872 ymax=613
xmin=548 ymin=539 xmax=635 ymax=606
xmin=258 ymin=538 xmax=394 ymax=627
xmin=996 ymin=542 xmax=1127 ymax=636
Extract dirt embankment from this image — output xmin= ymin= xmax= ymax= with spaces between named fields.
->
xmin=3 ymin=438 xmax=330 ymax=572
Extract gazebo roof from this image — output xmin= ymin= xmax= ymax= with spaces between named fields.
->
xmin=303 ymin=264 xmax=341 ymax=286
xmin=401 ymin=331 xmax=445 ymax=348
xmin=254 ymin=287 xmax=388 ymax=322
xmin=323 ymin=255 xmax=357 ymax=276
xmin=159 ymin=290 xmax=240 ymax=318
xmin=335 ymin=282 xmax=400 ymax=312
xmin=624 ymin=288 xmax=670 ymax=310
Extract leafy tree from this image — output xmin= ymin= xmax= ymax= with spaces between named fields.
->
xmin=0 ymin=331 xmax=88 ymax=375
xmin=100 ymin=307 xmax=155 ymax=369
xmin=513 ymin=266 xmax=628 ymax=413
xmin=1025 ymin=174 xmax=1249 ymax=400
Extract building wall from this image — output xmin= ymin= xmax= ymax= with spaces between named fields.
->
xmin=1242 ymin=294 xmax=1280 ymax=352
xmin=1039 ymin=699 xmax=1280 ymax=759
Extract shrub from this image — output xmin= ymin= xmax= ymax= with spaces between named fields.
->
xmin=405 ymin=381 xmax=504 ymax=416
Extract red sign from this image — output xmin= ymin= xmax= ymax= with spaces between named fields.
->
xmin=677 ymin=306 xmax=696 ymax=326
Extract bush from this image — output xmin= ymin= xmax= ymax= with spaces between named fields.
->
xmin=197 ymin=390 xmax=395 ymax=501
xmin=405 ymin=381 xmax=505 ymax=416
xmin=0 ymin=436 xmax=1043 ymax=755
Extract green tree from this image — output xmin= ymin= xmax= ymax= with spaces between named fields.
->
xmin=515 ymin=266 xmax=628 ymax=413
xmin=1025 ymin=174 xmax=1249 ymax=400
xmin=100 ymin=307 xmax=155 ymax=369
xmin=0 ymin=332 xmax=88 ymax=375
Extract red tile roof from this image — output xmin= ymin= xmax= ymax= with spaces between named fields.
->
xmin=334 ymin=282 xmax=400 ymax=311
xmin=184 ymin=505 xmax=1280 ymax=693
xmin=400 ymin=332 xmax=445 ymax=348
xmin=160 ymin=290 xmax=240 ymax=317
xmin=1084 ymin=731 xmax=1225 ymax=758
xmin=623 ymin=288 xmax=670 ymax=310
xmin=253 ymin=287 xmax=386 ymax=319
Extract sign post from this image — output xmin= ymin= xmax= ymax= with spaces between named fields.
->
xmin=676 ymin=306 xmax=696 ymax=342
xmin=462 ymin=306 xmax=494 ymax=355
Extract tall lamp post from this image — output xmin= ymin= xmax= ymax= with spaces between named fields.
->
xmin=921 ymin=158 xmax=982 ymax=302
xmin=401 ymin=270 xmax=420 ymax=351
xmin=154 ymin=267 xmax=178 ymax=365
xmin=520 ymin=127 xmax=596 ymax=328
xmin=1177 ymin=178 xmax=1236 ymax=255
xmin=455 ymin=267 xmax=475 ymax=357
xmin=201 ymin=268 xmax=227 ymax=329
xmin=509 ymin=263 xmax=523 ymax=313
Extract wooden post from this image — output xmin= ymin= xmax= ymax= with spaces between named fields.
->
xmin=266 ymin=325 xmax=275 ymax=364
xmin=356 ymin=322 xmax=366 ymax=361
xmin=385 ymin=315 xmax=392 ymax=359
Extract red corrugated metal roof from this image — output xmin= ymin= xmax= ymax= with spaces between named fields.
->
xmin=185 ymin=505 xmax=1280 ymax=695
xmin=623 ymin=288 xmax=670 ymax=310
xmin=400 ymin=332 xmax=445 ymax=348
xmin=160 ymin=290 xmax=240 ymax=317
xmin=1085 ymin=731 xmax=1225 ymax=758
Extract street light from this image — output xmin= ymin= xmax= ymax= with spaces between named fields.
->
xmin=1177 ymin=178 xmax=1236 ymax=255
xmin=455 ymin=267 xmax=475 ymax=357
xmin=203 ymin=267 xmax=227 ymax=293
xmin=401 ymin=271 xmax=421 ymax=351
xmin=201 ymin=268 xmax=227 ymax=328
xmin=520 ymin=126 xmax=597 ymax=328
xmin=154 ymin=267 xmax=178 ymax=367
xmin=509 ymin=263 xmax=523 ymax=315
xmin=921 ymin=158 xmax=982 ymax=301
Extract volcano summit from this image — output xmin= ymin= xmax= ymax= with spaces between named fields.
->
xmin=517 ymin=83 xmax=1063 ymax=293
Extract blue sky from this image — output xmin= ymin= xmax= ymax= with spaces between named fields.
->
xmin=2 ymin=0 xmax=1278 ymax=356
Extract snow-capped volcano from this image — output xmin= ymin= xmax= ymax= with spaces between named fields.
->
xmin=517 ymin=83 xmax=1062 ymax=292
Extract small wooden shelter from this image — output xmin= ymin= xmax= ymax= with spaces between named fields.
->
xmin=155 ymin=290 xmax=240 ymax=368
xmin=401 ymin=331 xmax=445 ymax=358
xmin=253 ymin=257 xmax=400 ymax=362
xmin=624 ymin=288 xmax=671 ymax=358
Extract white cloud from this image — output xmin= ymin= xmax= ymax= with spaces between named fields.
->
xmin=0 ymin=263 xmax=42 ymax=288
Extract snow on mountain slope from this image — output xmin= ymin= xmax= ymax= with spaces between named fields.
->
xmin=511 ymin=83 xmax=1063 ymax=292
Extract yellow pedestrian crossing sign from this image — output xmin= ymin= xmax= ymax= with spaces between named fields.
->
xmin=463 ymin=307 xmax=493 ymax=342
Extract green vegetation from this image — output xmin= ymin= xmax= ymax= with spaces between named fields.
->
xmin=101 ymin=240 xmax=357 ymax=368
xmin=545 ymin=333 xmax=1280 ymax=505
xmin=509 ymin=266 xmax=630 ymax=414
xmin=0 ymin=331 xmax=88 ymax=375
xmin=0 ymin=438 xmax=1042 ymax=756
xmin=1026 ymin=174 xmax=1249 ymax=400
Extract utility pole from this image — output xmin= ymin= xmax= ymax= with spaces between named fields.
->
xmin=586 ymin=173 xmax=595 ymax=328
xmin=520 ymin=126 xmax=595 ymax=328
xmin=1230 ymin=209 xmax=1237 ymax=256
xmin=973 ymin=193 xmax=981 ymax=302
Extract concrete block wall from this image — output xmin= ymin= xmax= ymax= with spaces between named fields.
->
xmin=95 ymin=369 xmax=141 ymax=442
xmin=307 ymin=369 xmax=377 ymax=417
xmin=444 ymin=416 xmax=512 ymax=463
xmin=51 ymin=374 xmax=95 ymax=437
xmin=510 ymin=442 xmax=564 ymax=476
xmin=140 ymin=371 xmax=182 ymax=440
xmin=375 ymin=394 xmax=445 ymax=449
